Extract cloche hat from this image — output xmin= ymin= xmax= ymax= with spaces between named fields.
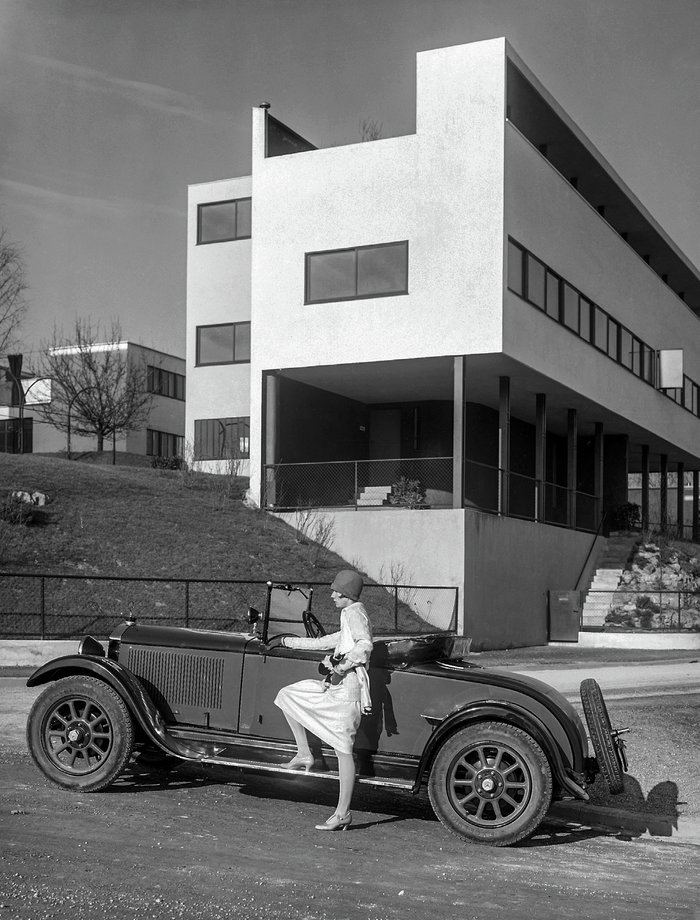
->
xmin=331 ymin=569 xmax=364 ymax=601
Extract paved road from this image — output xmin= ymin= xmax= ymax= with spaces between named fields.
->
xmin=512 ymin=659 xmax=700 ymax=698
xmin=1 ymin=669 xmax=699 ymax=920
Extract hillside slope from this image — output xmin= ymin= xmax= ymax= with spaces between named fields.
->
xmin=0 ymin=454 xmax=347 ymax=582
xmin=1 ymin=454 xmax=433 ymax=635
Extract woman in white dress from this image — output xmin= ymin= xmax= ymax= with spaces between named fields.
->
xmin=274 ymin=570 xmax=373 ymax=832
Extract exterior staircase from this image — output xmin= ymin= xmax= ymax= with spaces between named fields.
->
xmin=580 ymin=532 xmax=641 ymax=629
xmin=356 ymin=485 xmax=393 ymax=507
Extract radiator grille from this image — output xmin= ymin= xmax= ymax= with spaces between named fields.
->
xmin=126 ymin=647 xmax=224 ymax=710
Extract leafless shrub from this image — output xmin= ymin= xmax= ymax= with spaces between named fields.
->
xmin=293 ymin=506 xmax=336 ymax=567
xmin=359 ymin=117 xmax=383 ymax=142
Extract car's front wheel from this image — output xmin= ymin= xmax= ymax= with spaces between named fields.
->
xmin=428 ymin=721 xmax=553 ymax=846
xmin=27 ymin=676 xmax=135 ymax=792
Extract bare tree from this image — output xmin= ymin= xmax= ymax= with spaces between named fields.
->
xmin=37 ymin=318 xmax=153 ymax=453
xmin=0 ymin=227 xmax=29 ymax=354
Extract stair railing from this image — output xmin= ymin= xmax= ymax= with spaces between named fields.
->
xmin=574 ymin=511 xmax=608 ymax=593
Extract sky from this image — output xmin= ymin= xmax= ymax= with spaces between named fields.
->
xmin=1 ymin=0 xmax=699 ymax=365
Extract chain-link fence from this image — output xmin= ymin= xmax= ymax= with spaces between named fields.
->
xmin=0 ymin=573 xmax=458 ymax=639
xmin=264 ymin=457 xmax=454 ymax=510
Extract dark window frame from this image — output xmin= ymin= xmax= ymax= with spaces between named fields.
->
xmin=197 ymin=197 xmax=252 ymax=246
xmin=507 ymin=237 xmax=700 ymax=416
xmin=195 ymin=322 xmax=251 ymax=367
xmin=146 ymin=428 xmax=185 ymax=458
xmin=305 ymin=240 xmax=409 ymax=305
xmin=147 ymin=365 xmax=186 ymax=401
xmin=194 ymin=416 xmax=250 ymax=461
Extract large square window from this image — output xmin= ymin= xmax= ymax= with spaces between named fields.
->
xmin=305 ymin=241 xmax=408 ymax=304
xmin=197 ymin=198 xmax=251 ymax=245
xmin=196 ymin=322 xmax=251 ymax=365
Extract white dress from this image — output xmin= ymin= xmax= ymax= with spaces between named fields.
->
xmin=273 ymin=602 xmax=373 ymax=754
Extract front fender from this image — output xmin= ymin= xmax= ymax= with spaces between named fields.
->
xmin=27 ymin=656 xmax=213 ymax=762
xmin=414 ymin=700 xmax=589 ymax=801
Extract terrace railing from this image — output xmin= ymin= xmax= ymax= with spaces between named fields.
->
xmin=0 ymin=573 xmax=458 ymax=639
xmin=263 ymin=456 xmax=603 ymax=532
xmin=264 ymin=457 xmax=454 ymax=510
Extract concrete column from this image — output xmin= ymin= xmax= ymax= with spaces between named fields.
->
xmin=452 ymin=357 xmax=466 ymax=509
xmin=641 ymin=445 xmax=650 ymax=532
xmin=594 ymin=422 xmax=604 ymax=528
xmin=676 ymin=462 xmax=685 ymax=539
xmin=498 ymin=376 xmax=510 ymax=516
xmin=659 ymin=453 xmax=668 ymax=534
xmin=535 ymin=393 xmax=546 ymax=522
xmin=693 ymin=471 xmax=699 ymax=543
xmin=567 ymin=408 xmax=577 ymax=528
xmin=263 ymin=372 xmax=279 ymax=506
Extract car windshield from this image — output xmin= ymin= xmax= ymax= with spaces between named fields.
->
xmin=264 ymin=583 xmax=334 ymax=639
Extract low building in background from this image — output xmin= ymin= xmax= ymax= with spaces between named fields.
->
xmin=0 ymin=343 xmax=185 ymax=462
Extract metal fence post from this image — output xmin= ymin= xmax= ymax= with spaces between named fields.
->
xmin=354 ymin=462 xmax=358 ymax=509
xmin=40 ymin=576 xmax=46 ymax=639
xmin=185 ymin=581 xmax=190 ymax=628
xmin=394 ymin=586 xmax=399 ymax=631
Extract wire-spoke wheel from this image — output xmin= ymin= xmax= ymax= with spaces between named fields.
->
xmin=27 ymin=676 xmax=134 ymax=792
xmin=428 ymin=722 xmax=552 ymax=846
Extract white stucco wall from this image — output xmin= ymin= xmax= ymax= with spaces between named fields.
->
xmin=278 ymin=507 xmax=466 ymax=633
xmin=504 ymin=125 xmax=700 ymax=458
xmin=186 ymin=177 xmax=252 ymax=472
xmin=126 ymin=345 xmax=186 ymax=456
xmin=248 ymin=39 xmax=508 ymax=502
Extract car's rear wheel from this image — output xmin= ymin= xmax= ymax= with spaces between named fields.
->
xmin=428 ymin=721 xmax=553 ymax=847
xmin=27 ymin=676 xmax=134 ymax=792
xmin=580 ymin=678 xmax=626 ymax=794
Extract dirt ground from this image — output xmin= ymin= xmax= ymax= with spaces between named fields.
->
xmin=1 ymin=682 xmax=699 ymax=920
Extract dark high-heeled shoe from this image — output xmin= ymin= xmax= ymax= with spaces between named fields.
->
xmin=315 ymin=812 xmax=352 ymax=831
xmin=284 ymin=753 xmax=314 ymax=772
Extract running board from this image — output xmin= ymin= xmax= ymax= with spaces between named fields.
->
xmin=199 ymin=757 xmax=414 ymax=790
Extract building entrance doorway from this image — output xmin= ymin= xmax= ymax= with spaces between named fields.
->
xmin=369 ymin=408 xmax=401 ymax=486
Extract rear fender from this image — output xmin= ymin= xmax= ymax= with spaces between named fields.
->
xmin=415 ymin=700 xmax=588 ymax=800
xmin=26 ymin=656 xmax=209 ymax=761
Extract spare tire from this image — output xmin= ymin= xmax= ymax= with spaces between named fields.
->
xmin=580 ymin=678 xmax=626 ymax=794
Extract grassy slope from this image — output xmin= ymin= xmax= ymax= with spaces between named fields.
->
xmin=1 ymin=454 xmax=435 ymax=634
xmin=1 ymin=453 xmax=345 ymax=581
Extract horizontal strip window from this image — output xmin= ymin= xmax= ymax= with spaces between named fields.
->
xmin=147 ymin=429 xmax=184 ymax=458
xmin=196 ymin=322 xmax=251 ymax=366
xmin=194 ymin=417 xmax=250 ymax=460
xmin=508 ymin=238 xmax=700 ymax=418
xmin=147 ymin=365 xmax=186 ymax=401
xmin=305 ymin=241 xmax=408 ymax=304
xmin=197 ymin=197 xmax=251 ymax=245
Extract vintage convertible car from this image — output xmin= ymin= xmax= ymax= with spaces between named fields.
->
xmin=25 ymin=582 xmax=628 ymax=846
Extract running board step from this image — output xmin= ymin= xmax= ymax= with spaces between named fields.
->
xmin=198 ymin=757 xmax=414 ymax=790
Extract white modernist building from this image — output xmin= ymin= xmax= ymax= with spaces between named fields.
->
xmin=186 ymin=38 xmax=700 ymax=649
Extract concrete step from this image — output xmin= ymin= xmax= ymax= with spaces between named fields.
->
xmin=357 ymin=485 xmax=392 ymax=506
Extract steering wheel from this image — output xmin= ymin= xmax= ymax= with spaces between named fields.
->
xmin=303 ymin=611 xmax=326 ymax=638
